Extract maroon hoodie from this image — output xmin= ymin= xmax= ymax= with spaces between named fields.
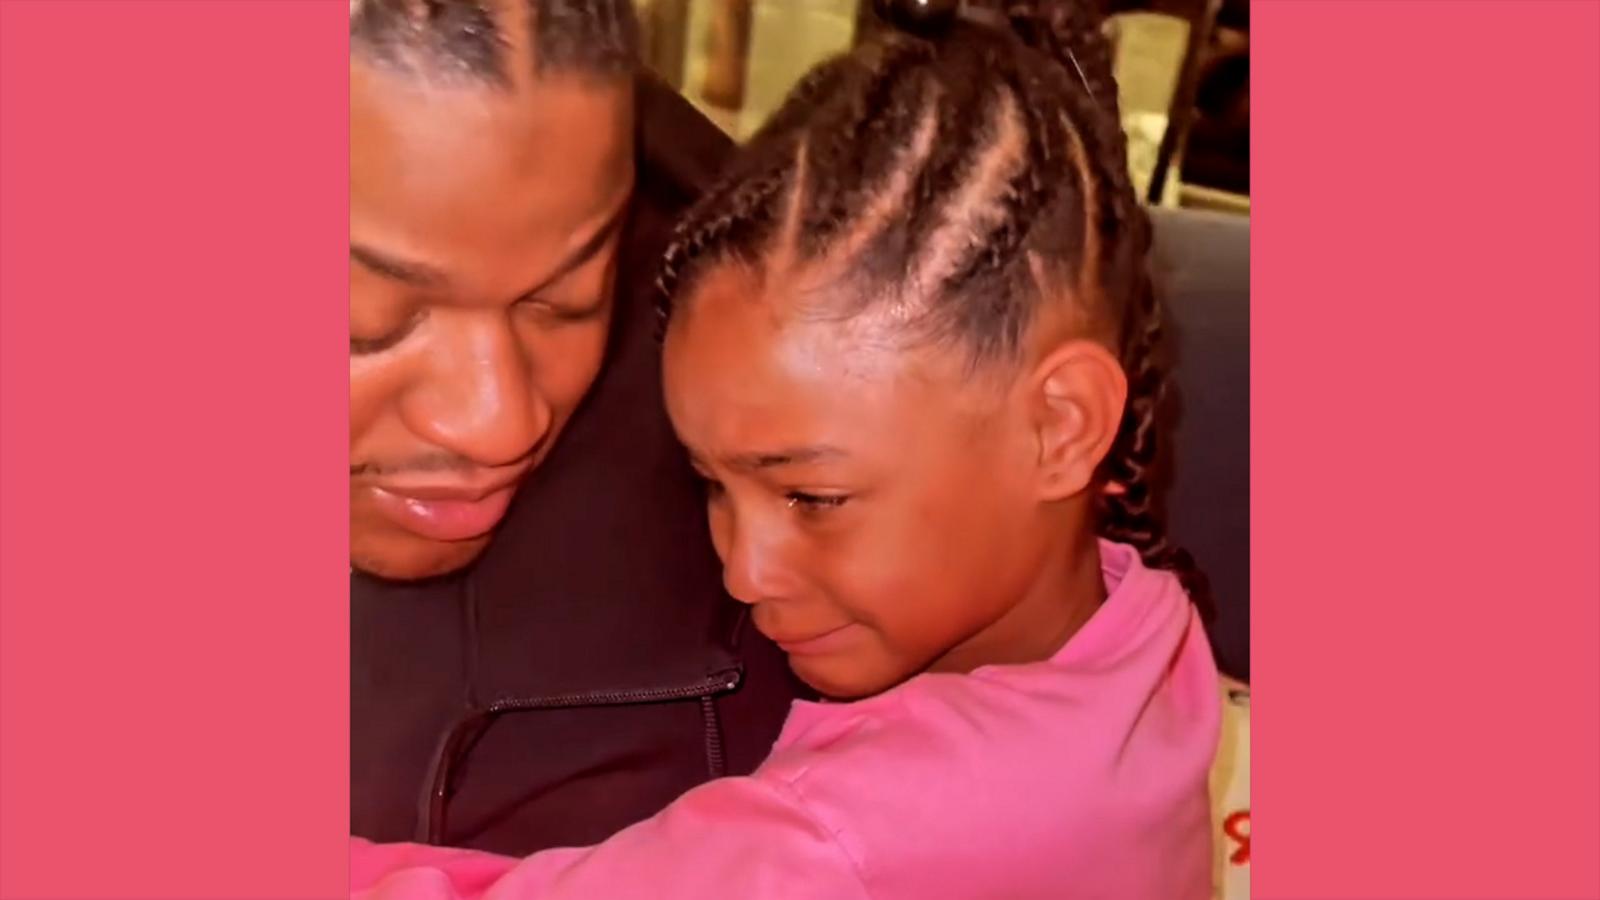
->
xmin=350 ymin=76 xmax=804 ymax=857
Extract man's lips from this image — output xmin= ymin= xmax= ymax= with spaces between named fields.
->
xmin=365 ymin=471 xmax=527 ymax=543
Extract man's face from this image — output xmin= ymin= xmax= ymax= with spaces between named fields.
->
xmin=350 ymin=62 xmax=635 ymax=580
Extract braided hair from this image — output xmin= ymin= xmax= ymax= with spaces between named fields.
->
xmin=658 ymin=0 xmax=1208 ymax=609
xmin=352 ymin=0 xmax=638 ymax=88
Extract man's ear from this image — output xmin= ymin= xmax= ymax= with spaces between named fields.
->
xmin=1027 ymin=340 xmax=1127 ymax=501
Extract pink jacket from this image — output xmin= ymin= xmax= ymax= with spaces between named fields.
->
xmin=352 ymin=541 xmax=1220 ymax=899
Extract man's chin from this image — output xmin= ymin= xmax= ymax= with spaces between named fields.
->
xmin=351 ymin=532 xmax=493 ymax=582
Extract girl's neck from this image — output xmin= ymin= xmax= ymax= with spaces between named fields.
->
xmin=929 ymin=529 xmax=1106 ymax=675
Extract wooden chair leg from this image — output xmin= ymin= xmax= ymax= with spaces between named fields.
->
xmin=639 ymin=0 xmax=692 ymax=90
xmin=1147 ymin=0 xmax=1223 ymax=205
xmin=700 ymin=0 xmax=755 ymax=111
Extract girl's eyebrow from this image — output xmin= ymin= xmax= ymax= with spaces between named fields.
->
xmin=726 ymin=445 xmax=847 ymax=470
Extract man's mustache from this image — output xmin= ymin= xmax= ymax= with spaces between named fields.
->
xmin=350 ymin=454 xmax=477 ymax=478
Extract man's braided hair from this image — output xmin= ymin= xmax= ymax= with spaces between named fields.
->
xmin=351 ymin=0 xmax=637 ymax=87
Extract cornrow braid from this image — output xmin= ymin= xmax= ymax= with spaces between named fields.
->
xmin=528 ymin=0 xmax=638 ymax=74
xmin=352 ymin=0 xmax=638 ymax=88
xmin=659 ymin=0 xmax=1208 ymax=611
xmin=657 ymin=54 xmax=867 ymax=317
xmin=655 ymin=159 xmax=790 ymax=326
xmin=997 ymin=0 xmax=1209 ymax=611
xmin=798 ymin=41 xmax=939 ymax=258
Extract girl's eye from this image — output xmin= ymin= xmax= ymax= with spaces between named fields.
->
xmin=785 ymin=491 xmax=849 ymax=512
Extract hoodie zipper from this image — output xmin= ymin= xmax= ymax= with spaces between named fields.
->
xmin=475 ymin=670 xmax=742 ymax=712
xmin=699 ymin=695 xmax=726 ymax=780
xmin=418 ymin=667 xmax=744 ymax=845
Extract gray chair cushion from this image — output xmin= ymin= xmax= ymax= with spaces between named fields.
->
xmin=1148 ymin=207 xmax=1250 ymax=681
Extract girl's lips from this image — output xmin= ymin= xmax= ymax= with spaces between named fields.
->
xmin=773 ymin=622 xmax=863 ymax=656
xmin=368 ymin=483 xmax=518 ymax=543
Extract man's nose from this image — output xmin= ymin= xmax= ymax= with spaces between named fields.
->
xmin=401 ymin=315 xmax=550 ymax=468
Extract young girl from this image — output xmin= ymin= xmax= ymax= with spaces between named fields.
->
xmin=353 ymin=1 xmax=1220 ymax=896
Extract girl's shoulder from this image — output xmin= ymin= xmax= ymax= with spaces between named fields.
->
xmin=749 ymin=660 xmax=1216 ymax=898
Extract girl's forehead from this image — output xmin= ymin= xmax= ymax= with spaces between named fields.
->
xmin=665 ymin=261 xmax=1010 ymax=434
xmin=667 ymin=316 xmax=1004 ymax=470
xmin=669 ymin=310 xmax=895 ymax=420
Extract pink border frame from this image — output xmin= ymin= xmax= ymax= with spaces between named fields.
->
xmin=1 ymin=0 xmax=1595 ymax=897
xmin=1252 ymin=2 xmax=1599 ymax=897
xmin=2 ymin=2 xmax=350 ymax=897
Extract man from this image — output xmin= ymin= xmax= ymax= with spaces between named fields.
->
xmin=350 ymin=0 xmax=799 ymax=855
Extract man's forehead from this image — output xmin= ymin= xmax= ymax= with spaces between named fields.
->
xmin=352 ymin=64 xmax=635 ymax=260
xmin=351 ymin=59 xmax=635 ymax=169
xmin=349 ymin=181 xmax=631 ymax=300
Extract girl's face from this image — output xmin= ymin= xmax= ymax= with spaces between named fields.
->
xmin=663 ymin=265 xmax=1065 ymax=699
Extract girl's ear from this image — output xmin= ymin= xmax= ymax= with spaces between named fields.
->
xmin=1027 ymin=340 xmax=1127 ymax=502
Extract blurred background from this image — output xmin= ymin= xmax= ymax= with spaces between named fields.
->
xmin=632 ymin=0 xmax=1249 ymax=215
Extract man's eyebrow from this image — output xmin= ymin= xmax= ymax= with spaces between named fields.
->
xmin=517 ymin=199 xmax=630 ymax=300
xmin=727 ymin=446 xmax=848 ymax=470
xmin=350 ymin=244 xmax=449 ymax=287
